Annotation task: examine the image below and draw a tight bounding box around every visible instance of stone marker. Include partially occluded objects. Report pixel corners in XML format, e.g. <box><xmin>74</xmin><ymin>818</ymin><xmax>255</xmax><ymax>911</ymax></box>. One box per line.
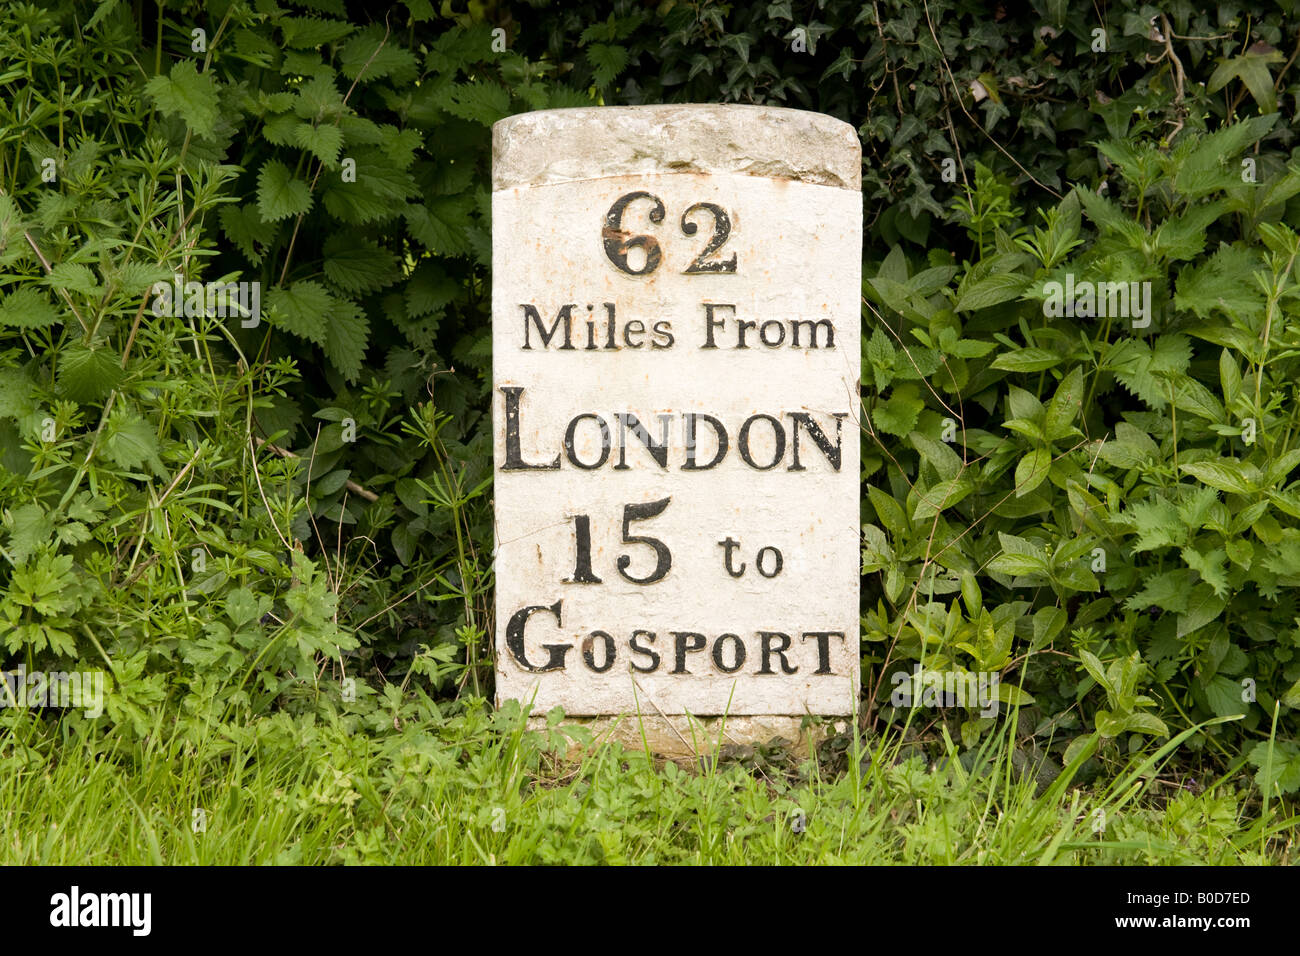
<box><xmin>492</xmin><ymin>105</ymin><xmax>861</xmax><ymax>754</ymax></box>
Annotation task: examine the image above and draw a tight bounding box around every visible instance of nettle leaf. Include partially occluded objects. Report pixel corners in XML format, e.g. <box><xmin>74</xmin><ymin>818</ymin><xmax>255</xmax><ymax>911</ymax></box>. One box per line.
<box><xmin>322</xmin><ymin>299</ymin><xmax>369</xmax><ymax>383</ymax></box>
<box><xmin>1124</xmin><ymin>569</ymin><xmax>1196</xmax><ymax>613</ymax></box>
<box><xmin>1125</xmin><ymin>495</ymin><xmax>1184</xmax><ymax>552</ymax></box>
<box><xmin>58</xmin><ymin>344</ymin><xmax>123</xmax><ymax>402</ymax></box>
<box><xmin>6</xmin><ymin>502</ymin><xmax>53</xmax><ymax>564</ymax></box>
<box><xmin>0</xmin><ymin>368</ymin><xmax>38</xmax><ymax>420</ymax></box>
<box><xmin>872</xmin><ymin>383</ymin><xmax>924</xmax><ymax>437</ymax></box>
<box><xmin>405</xmin><ymin>196</ymin><xmax>474</xmax><ymax>256</ymax></box>
<box><xmin>323</xmin><ymin>235</ymin><xmax>397</xmax><ymax>293</ymax></box>
<box><xmin>1182</xmin><ymin>544</ymin><xmax>1229</xmax><ymax>597</ymax></box>
<box><xmin>294</xmin><ymin>74</ymin><xmax>347</xmax><ymax>121</ymax></box>
<box><xmin>292</xmin><ymin>122</ymin><xmax>344</xmax><ymax>167</ymax></box>
<box><xmin>144</xmin><ymin>60</ymin><xmax>220</xmax><ymax>138</ymax></box>
<box><xmin>44</xmin><ymin>262</ymin><xmax>100</xmax><ymax>296</ymax></box>
<box><xmin>280</xmin><ymin>16</ymin><xmax>355</xmax><ymax>48</ymax></box>
<box><xmin>103</xmin><ymin>411</ymin><xmax>159</xmax><ymax>471</ymax></box>
<box><xmin>1175</xmin><ymin>245</ymin><xmax>1266</xmax><ymax>320</ymax></box>
<box><xmin>257</xmin><ymin>160</ymin><xmax>313</xmax><ymax>221</ymax></box>
<box><xmin>404</xmin><ymin>261</ymin><xmax>458</xmax><ymax>316</ymax></box>
<box><xmin>219</xmin><ymin>204</ymin><xmax>269</xmax><ymax>265</ymax></box>
<box><xmin>587</xmin><ymin>43</ymin><xmax>629</xmax><ymax>86</ymax></box>
<box><xmin>0</xmin><ymin>287</ymin><xmax>59</xmax><ymax>329</ymax></box>
<box><xmin>1248</xmin><ymin>741</ymin><xmax>1300</xmax><ymax>794</ymax></box>
<box><xmin>441</xmin><ymin>82</ymin><xmax>512</xmax><ymax>126</ymax></box>
<box><xmin>338</xmin><ymin>27</ymin><xmax>418</xmax><ymax>83</ymax></box>
<box><xmin>266</xmin><ymin>281</ymin><xmax>331</xmax><ymax>344</ymax></box>
<box><xmin>1175</xmin><ymin>114</ymin><xmax>1277</xmax><ymax>197</ymax></box>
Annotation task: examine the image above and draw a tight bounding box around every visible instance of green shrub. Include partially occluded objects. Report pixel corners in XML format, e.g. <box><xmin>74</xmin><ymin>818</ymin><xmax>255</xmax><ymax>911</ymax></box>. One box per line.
<box><xmin>0</xmin><ymin>0</ymin><xmax>1298</xmax><ymax>798</ymax></box>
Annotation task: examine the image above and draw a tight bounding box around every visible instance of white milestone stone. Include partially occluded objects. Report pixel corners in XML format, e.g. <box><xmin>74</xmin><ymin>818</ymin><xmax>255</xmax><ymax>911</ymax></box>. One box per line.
<box><xmin>492</xmin><ymin>105</ymin><xmax>862</xmax><ymax>727</ymax></box>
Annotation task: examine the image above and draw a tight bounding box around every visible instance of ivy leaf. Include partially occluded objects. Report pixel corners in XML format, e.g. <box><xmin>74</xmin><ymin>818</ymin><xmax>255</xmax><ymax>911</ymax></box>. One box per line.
<box><xmin>143</xmin><ymin>60</ymin><xmax>220</xmax><ymax>138</ymax></box>
<box><xmin>257</xmin><ymin>160</ymin><xmax>313</xmax><ymax>222</ymax></box>
<box><xmin>1208</xmin><ymin>45</ymin><xmax>1284</xmax><ymax>115</ymax></box>
<box><xmin>0</xmin><ymin>287</ymin><xmax>59</xmax><ymax>329</ymax></box>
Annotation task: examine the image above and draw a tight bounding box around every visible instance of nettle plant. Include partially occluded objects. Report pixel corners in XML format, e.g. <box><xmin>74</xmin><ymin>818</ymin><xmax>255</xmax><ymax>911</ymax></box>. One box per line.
<box><xmin>863</xmin><ymin>110</ymin><xmax>1300</xmax><ymax>782</ymax></box>
<box><xmin>0</xmin><ymin>1</ymin><xmax>374</xmax><ymax>736</ymax></box>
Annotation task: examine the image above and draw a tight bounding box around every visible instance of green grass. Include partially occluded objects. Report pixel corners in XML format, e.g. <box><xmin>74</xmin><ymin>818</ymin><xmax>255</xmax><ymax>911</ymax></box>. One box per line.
<box><xmin>1</xmin><ymin>701</ymin><xmax>1293</xmax><ymax>865</ymax></box>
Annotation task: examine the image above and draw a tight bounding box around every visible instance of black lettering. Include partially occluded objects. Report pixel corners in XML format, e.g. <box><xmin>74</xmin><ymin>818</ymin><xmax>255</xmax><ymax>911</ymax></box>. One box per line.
<box><xmin>682</xmin><ymin>413</ymin><xmax>728</xmax><ymax>470</ymax></box>
<box><xmin>521</xmin><ymin>303</ymin><xmax>575</xmax><ymax>350</ymax></box>
<box><xmin>671</xmin><ymin>632</ymin><xmax>707</xmax><ymax>674</ymax></box>
<box><xmin>712</xmin><ymin>634</ymin><xmax>747</xmax><ymax>673</ymax></box>
<box><xmin>738</xmin><ymin>414</ymin><xmax>785</xmax><ymax>470</ymax></box>
<box><xmin>651</xmin><ymin>320</ymin><xmax>674</xmax><ymax>348</ymax></box>
<box><xmin>702</xmin><ymin>303</ymin><xmax>734</xmax><ymax>349</ymax></box>
<box><xmin>604</xmin><ymin>303</ymin><xmax>618</xmax><ymax>349</ymax></box>
<box><xmin>615</xmin><ymin>413</ymin><xmax>672</xmax><ymax>470</ymax></box>
<box><xmin>801</xmin><ymin>631</ymin><xmax>843</xmax><ymax>675</ymax></box>
<box><xmin>500</xmin><ymin>386</ymin><xmax>560</xmax><ymax>471</ymax></box>
<box><xmin>718</xmin><ymin>536</ymin><xmax>745</xmax><ymax>577</ymax></box>
<box><xmin>564</xmin><ymin>414</ymin><xmax>611</xmax><ymax>469</ymax></box>
<box><xmin>756</xmin><ymin>546</ymin><xmax>783</xmax><ymax>578</ymax></box>
<box><xmin>759</xmin><ymin>319</ymin><xmax>785</xmax><ymax>347</ymax></box>
<box><xmin>505</xmin><ymin>600</ymin><xmax>570</xmax><ymax>673</ymax></box>
<box><xmin>629</xmin><ymin>630</ymin><xmax>660</xmax><ymax>672</ymax></box>
<box><xmin>788</xmin><ymin>412</ymin><xmax>845</xmax><ymax>471</ymax></box>
<box><xmin>790</xmin><ymin>318</ymin><xmax>835</xmax><ymax>349</ymax></box>
<box><xmin>758</xmin><ymin>631</ymin><xmax>797</xmax><ymax>675</ymax></box>
<box><xmin>582</xmin><ymin>630</ymin><xmax>616</xmax><ymax>673</ymax></box>
<box><xmin>623</xmin><ymin>319</ymin><xmax>646</xmax><ymax>348</ymax></box>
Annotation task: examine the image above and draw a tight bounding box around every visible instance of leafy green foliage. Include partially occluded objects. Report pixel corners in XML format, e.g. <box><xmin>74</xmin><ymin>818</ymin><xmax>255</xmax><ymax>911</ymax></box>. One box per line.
<box><xmin>0</xmin><ymin>0</ymin><xmax>1298</xmax><ymax>824</ymax></box>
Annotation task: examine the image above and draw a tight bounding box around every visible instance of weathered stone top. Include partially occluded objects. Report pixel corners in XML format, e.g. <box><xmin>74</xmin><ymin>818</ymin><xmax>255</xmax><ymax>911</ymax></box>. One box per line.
<box><xmin>492</xmin><ymin>105</ymin><xmax>861</xmax><ymax>192</ymax></box>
